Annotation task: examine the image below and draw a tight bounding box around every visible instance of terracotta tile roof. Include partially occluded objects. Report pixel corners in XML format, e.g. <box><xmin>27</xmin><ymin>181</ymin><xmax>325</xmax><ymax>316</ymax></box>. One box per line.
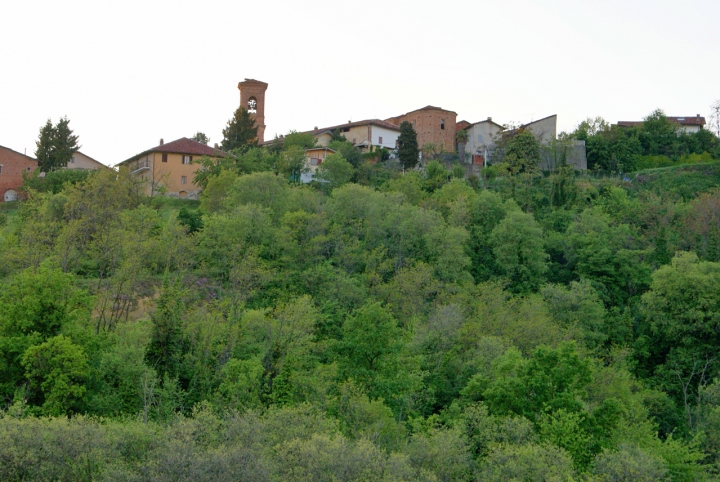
<box><xmin>120</xmin><ymin>137</ymin><xmax>225</xmax><ymax>164</ymax></box>
<box><xmin>618</xmin><ymin>116</ymin><xmax>706</xmax><ymax>128</ymax></box>
<box><xmin>393</xmin><ymin>105</ymin><xmax>459</xmax><ymax>117</ymax></box>
<box><xmin>305</xmin><ymin>119</ymin><xmax>401</xmax><ymax>136</ymax></box>
<box><xmin>668</xmin><ymin>116</ymin><xmax>706</xmax><ymax>126</ymax></box>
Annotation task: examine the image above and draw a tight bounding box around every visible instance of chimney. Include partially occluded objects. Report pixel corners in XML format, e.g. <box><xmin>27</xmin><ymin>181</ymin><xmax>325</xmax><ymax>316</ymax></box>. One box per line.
<box><xmin>314</xmin><ymin>126</ymin><xmax>318</xmax><ymax>130</ymax></box>
<box><xmin>697</xmin><ymin>114</ymin><xmax>700</xmax><ymax>118</ymax></box>
<box><xmin>487</xmin><ymin>117</ymin><xmax>492</xmax><ymax>121</ymax></box>
<box><xmin>159</xmin><ymin>139</ymin><xmax>164</xmax><ymax>145</ymax></box>
<box><xmin>214</xmin><ymin>143</ymin><xmax>219</xmax><ymax>149</ymax></box>
<box><xmin>348</xmin><ymin>120</ymin><xmax>351</xmax><ymax>124</ymax></box>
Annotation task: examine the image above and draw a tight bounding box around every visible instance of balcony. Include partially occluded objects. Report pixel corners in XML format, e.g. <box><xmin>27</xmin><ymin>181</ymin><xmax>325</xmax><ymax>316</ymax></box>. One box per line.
<box><xmin>130</xmin><ymin>159</ymin><xmax>150</xmax><ymax>174</ymax></box>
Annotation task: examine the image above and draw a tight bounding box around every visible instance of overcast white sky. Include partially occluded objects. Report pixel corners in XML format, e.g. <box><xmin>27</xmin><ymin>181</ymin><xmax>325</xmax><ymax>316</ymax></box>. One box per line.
<box><xmin>1</xmin><ymin>0</ymin><xmax>718</xmax><ymax>165</ymax></box>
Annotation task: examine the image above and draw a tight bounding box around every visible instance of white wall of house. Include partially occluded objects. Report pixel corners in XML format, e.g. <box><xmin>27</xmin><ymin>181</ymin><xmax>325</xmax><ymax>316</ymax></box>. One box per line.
<box><xmin>371</xmin><ymin>126</ymin><xmax>400</xmax><ymax>149</ymax></box>
<box><xmin>465</xmin><ymin>121</ymin><xmax>504</xmax><ymax>162</ymax></box>
<box><xmin>523</xmin><ymin>115</ymin><xmax>557</xmax><ymax>144</ymax></box>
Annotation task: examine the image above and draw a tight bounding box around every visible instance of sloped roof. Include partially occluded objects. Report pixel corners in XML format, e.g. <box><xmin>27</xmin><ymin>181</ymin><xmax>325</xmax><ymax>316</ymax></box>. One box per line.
<box><xmin>305</xmin><ymin>119</ymin><xmax>401</xmax><ymax>136</ymax></box>
<box><xmin>393</xmin><ymin>105</ymin><xmax>459</xmax><ymax>117</ymax></box>
<box><xmin>617</xmin><ymin>116</ymin><xmax>706</xmax><ymax>128</ymax></box>
<box><xmin>120</xmin><ymin>137</ymin><xmax>226</xmax><ymax>164</ymax></box>
<box><xmin>0</xmin><ymin>144</ymin><xmax>38</xmax><ymax>163</ymax></box>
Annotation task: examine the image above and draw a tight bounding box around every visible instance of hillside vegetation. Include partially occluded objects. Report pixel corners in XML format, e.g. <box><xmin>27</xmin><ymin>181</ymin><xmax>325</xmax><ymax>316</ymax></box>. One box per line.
<box><xmin>1</xmin><ymin>152</ymin><xmax>720</xmax><ymax>480</ymax></box>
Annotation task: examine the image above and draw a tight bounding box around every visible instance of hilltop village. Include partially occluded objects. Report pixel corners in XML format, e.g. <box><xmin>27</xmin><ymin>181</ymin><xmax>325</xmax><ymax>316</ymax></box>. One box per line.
<box><xmin>2</xmin><ymin>78</ymin><xmax>710</xmax><ymax>203</ymax></box>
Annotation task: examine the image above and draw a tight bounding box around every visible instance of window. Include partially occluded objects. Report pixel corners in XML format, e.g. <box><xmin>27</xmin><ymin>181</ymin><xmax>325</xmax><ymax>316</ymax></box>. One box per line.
<box><xmin>342</xmin><ymin>127</ymin><xmax>350</xmax><ymax>133</ymax></box>
<box><xmin>310</xmin><ymin>158</ymin><xmax>319</xmax><ymax>166</ymax></box>
<box><xmin>70</xmin><ymin>156</ymin><xmax>75</xmax><ymax>164</ymax></box>
<box><xmin>162</xmin><ymin>153</ymin><xmax>168</xmax><ymax>162</ymax></box>
<box><xmin>0</xmin><ymin>165</ymin><xmax>3</xmax><ymax>175</ymax></box>
<box><xmin>182</xmin><ymin>155</ymin><xmax>192</xmax><ymax>164</ymax></box>
<box><xmin>440</xmin><ymin>119</ymin><xmax>445</xmax><ymax>130</ymax></box>
<box><xmin>379</xmin><ymin>136</ymin><xmax>383</xmax><ymax>144</ymax></box>
<box><xmin>181</xmin><ymin>176</ymin><xmax>187</xmax><ymax>184</ymax></box>
<box><xmin>248</xmin><ymin>96</ymin><xmax>258</xmax><ymax>113</ymax></box>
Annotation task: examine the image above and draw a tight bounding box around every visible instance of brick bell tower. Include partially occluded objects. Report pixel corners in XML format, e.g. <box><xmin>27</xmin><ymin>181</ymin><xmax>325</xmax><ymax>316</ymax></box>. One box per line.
<box><xmin>238</xmin><ymin>78</ymin><xmax>268</xmax><ymax>143</ymax></box>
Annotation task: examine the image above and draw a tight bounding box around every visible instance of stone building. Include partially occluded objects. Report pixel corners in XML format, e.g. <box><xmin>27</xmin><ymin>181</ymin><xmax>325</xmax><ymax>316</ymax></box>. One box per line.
<box><xmin>238</xmin><ymin>79</ymin><xmax>268</xmax><ymax>143</ymax></box>
<box><xmin>118</xmin><ymin>137</ymin><xmax>225</xmax><ymax>199</ymax></box>
<box><xmin>385</xmin><ymin>106</ymin><xmax>458</xmax><ymax>154</ymax></box>
<box><xmin>0</xmin><ymin>145</ymin><xmax>37</xmax><ymax>202</ymax></box>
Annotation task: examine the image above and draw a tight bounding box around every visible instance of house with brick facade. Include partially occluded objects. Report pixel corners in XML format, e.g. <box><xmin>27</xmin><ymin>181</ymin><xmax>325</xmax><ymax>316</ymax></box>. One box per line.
<box><xmin>385</xmin><ymin>106</ymin><xmax>458</xmax><ymax>155</ymax></box>
<box><xmin>0</xmin><ymin>145</ymin><xmax>38</xmax><ymax>202</ymax></box>
<box><xmin>118</xmin><ymin>137</ymin><xmax>225</xmax><ymax>199</ymax></box>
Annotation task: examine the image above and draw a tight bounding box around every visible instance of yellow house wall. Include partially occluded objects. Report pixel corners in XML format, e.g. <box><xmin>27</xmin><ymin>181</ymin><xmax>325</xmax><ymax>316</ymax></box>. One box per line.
<box><xmin>152</xmin><ymin>152</ymin><xmax>203</xmax><ymax>198</ymax></box>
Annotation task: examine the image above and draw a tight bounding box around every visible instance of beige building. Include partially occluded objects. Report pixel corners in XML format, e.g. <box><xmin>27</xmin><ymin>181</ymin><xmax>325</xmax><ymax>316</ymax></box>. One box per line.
<box><xmin>303</xmin><ymin>119</ymin><xmax>401</xmax><ymax>153</ymax></box>
<box><xmin>300</xmin><ymin>147</ymin><xmax>336</xmax><ymax>183</ymax></box>
<box><xmin>68</xmin><ymin>151</ymin><xmax>106</xmax><ymax>170</ymax></box>
<box><xmin>118</xmin><ymin>137</ymin><xmax>225</xmax><ymax>199</ymax></box>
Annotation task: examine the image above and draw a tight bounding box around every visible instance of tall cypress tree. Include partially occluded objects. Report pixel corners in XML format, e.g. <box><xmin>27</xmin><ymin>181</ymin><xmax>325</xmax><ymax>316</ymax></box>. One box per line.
<box><xmin>397</xmin><ymin>121</ymin><xmax>419</xmax><ymax>170</ymax></box>
<box><xmin>221</xmin><ymin>107</ymin><xmax>258</xmax><ymax>151</ymax></box>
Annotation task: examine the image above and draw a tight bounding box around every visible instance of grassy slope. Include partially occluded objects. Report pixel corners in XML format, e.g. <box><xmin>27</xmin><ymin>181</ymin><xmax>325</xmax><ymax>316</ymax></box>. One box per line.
<box><xmin>630</xmin><ymin>162</ymin><xmax>720</xmax><ymax>200</ymax></box>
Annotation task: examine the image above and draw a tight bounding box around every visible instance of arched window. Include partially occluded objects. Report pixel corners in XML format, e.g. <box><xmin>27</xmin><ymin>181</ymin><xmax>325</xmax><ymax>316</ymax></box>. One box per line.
<box><xmin>248</xmin><ymin>96</ymin><xmax>258</xmax><ymax>114</ymax></box>
<box><xmin>4</xmin><ymin>189</ymin><xmax>18</xmax><ymax>202</ymax></box>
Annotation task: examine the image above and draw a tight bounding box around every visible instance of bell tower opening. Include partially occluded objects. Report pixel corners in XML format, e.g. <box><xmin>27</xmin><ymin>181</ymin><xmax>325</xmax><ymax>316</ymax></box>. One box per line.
<box><xmin>238</xmin><ymin>79</ymin><xmax>268</xmax><ymax>143</ymax></box>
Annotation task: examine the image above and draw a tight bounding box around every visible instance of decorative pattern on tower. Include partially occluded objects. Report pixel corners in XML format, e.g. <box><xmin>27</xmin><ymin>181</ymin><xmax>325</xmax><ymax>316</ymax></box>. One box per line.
<box><xmin>238</xmin><ymin>79</ymin><xmax>268</xmax><ymax>144</ymax></box>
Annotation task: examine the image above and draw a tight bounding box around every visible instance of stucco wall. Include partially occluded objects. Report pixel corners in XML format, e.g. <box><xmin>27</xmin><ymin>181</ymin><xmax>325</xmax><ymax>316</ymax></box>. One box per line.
<box><xmin>68</xmin><ymin>152</ymin><xmax>105</xmax><ymax>170</ymax></box>
<box><xmin>152</xmin><ymin>152</ymin><xmax>203</xmax><ymax>198</ymax></box>
<box><xmin>371</xmin><ymin>126</ymin><xmax>400</xmax><ymax>149</ymax></box>
<box><xmin>523</xmin><ymin>115</ymin><xmax>557</xmax><ymax>144</ymax></box>
<box><xmin>464</xmin><ymin>121</ymin><xmax>505</xmax><ymax>164</ymax></box>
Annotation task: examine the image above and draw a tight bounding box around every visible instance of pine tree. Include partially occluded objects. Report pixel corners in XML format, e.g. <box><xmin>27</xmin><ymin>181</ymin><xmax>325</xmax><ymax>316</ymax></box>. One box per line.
<box><xmin>221</xmin><ymin>107</ymin><xmax>258</xmax><ymax>151</ymax></box>
<box><xmin>34</xmin><ymin>117</ymin><xmax>80</xmax><ymax>172</ymax></box>
<box><xmin>53</xmin><ymin>117</ymin><xmax>80</xmax><ymax>169</ymax></box>
<box><xmin>35</xmin><ymin>119</ymin><xmax>55</xmax><ymax>172</ymax></box>
<box><xmin>145</xmin><ymin>278</ymin><xmax>187</xmax><ymax>383</ymax></box>
<box><xmin>397</xmin><ymin>121</ymin><xmax>419</xmax><ymax>170</ymax></box>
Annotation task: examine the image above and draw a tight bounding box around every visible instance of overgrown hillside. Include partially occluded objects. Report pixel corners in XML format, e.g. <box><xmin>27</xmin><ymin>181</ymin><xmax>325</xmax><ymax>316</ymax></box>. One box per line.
<box><xmin>1</xmin><ymin>153</ymin><xmax>720</xmax><ymax>480</ymax></box>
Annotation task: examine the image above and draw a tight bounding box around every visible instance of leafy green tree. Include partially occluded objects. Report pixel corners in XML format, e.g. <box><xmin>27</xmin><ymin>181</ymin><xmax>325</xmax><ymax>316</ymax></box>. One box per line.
<box><xmin>278</xmin><ymin>145</ymin><xmax>309</xmax><ymax>182</ymax></box>
<box><xmin>336</xmin><ymin>302</ymin><xmax>405</xmax><ymax>401</ymax></box>
<box><xmin>22</xmin><ymin>335</ymin><xmax>89</xmax><ymax>415</ymax></box>
<box><xmin>328</xmin><ymin>139</ymin><xmax>363</xmax><ymax>168</ymax></box>
<box><xmin>640</xmin><ymin>252</ymin><xmax>720</xmax><ymax>427</ymax></box>
<box><xmin>282</xmin><ymin>130</ymin><xmax>317</xmax><ymax>150</ymax></box>
<box><xmin>490</xmin><ymin>210</ymin><xmax>548</xmax><ymax>293</ymax></box>
<box><xmin>0</xmin><ymin>264</ymin><xmax>92</xmax><ymax>402</ymax></box>
<box><xmin>191</xmin><ymin>132</ymin><xmax>210</xmax><ymax>144</ymax></box>
<box><xmin>316</xmin><ymin>153</ymin><xmax>354</xmax><ymax>189</ymax></box>
<box><xmin>503</xmin><ymin>130</ymin><xmax>542</xmax><ymax>175</ymax></box>
<box><xmin>397</xmin><ymin>121</ymin><xmax>419</xmax><ymax>170</ymax></box>
<box><xmin>640</xmin><ymin>109</ymin><xmax>680</xmax><ymax>157</ymax></box>
<box><xmin>221</xmin><ymin>107</ymin><xmax>258</xmax><ymax>151</ymax></box>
